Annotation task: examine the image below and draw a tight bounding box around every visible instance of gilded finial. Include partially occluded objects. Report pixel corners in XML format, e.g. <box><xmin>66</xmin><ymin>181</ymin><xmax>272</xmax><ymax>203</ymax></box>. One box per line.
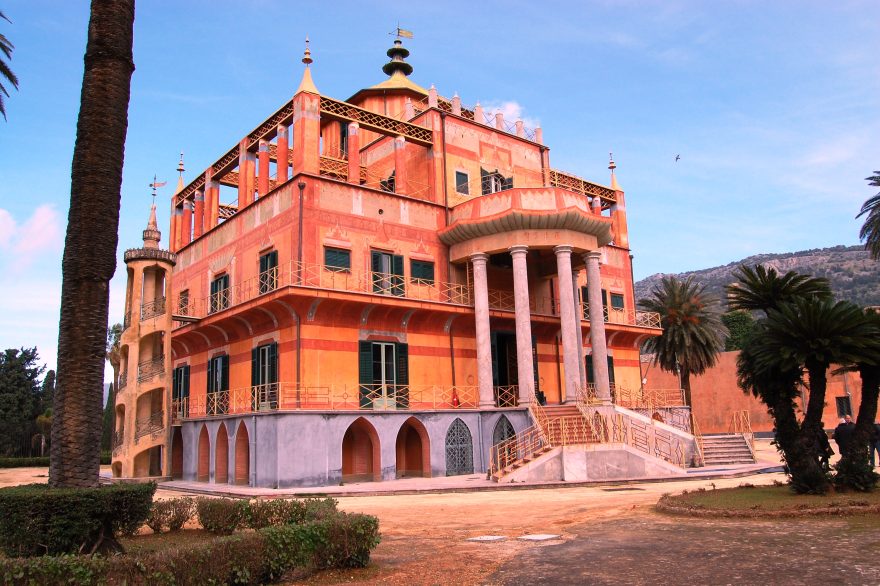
<box><xmin>608</xmin><ymin>152</ymin><xmax>616</xmax><ymax>172</ymax></box>
<box><xmin>177</xmin><ymin>151</ymin><xmax>185</xmax><ymax>174</ymax></box>
<box><xmin>609</xmin><ymin>152</ymin><xmax>620</xmax><ymax>190</ymax></box>
<box><xmin>302</xmin><ymin>36</ymin><xmax>313</xmax><ymax>66</ymax></box>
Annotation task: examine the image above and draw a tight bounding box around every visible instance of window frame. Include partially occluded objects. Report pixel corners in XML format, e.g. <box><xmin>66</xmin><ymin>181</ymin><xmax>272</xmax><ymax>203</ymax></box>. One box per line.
<box><xmin>324</xmin><ymin>247</ymin><xmax>352</xmax><ymax>273</ymax></box>
<box><xmin>410</xmin><ymin>259</ymin><xmax>435</xmax><ymax>284</ymax></box>
<box><xmin>209</xmin><ymin>274</ymin><xmax>230</xmax><ymax>314</ymax></box>
<box><xmin>455</xmin><ymin>171</ymin><xmax>469</xmax><ymax>195</ymax></box>
<box><xmin>258</xmin><ymin>250</ymin><xmax>278</xmax><ymax>294</ymax></box>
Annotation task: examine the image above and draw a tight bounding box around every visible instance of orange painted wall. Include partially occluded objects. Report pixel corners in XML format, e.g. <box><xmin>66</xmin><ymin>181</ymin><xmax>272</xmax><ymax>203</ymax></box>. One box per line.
<box><xmin>643</xmin><ymin>351</ymin><xmax>865</xmax><ymax>434</ymax></box>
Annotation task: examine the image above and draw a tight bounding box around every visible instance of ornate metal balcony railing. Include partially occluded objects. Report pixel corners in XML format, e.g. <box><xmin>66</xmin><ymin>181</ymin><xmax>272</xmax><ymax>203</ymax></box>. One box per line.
<box><xmin>111</xmin><ymin>429</ymin><xmax>124</xmax><ymax>452</ymax></box>
<box><xmin>209</xmin><ymin>287</ymin><xmax>230</xmax><ymax>314</ymax></box>
<box><xmin>117</xmin><ymin>370</ymin><xmax>128</xmax><ymax>391</ymax></box>
<box><xmin>140</xmin><ymin>297</ymin><xmax>166</xmax><ymax>321</ymax></box>
<box><xmin>259</xmin><ymin>267</ymin><xmax>278</xmax><ymax>295</ymax></box>
<box><xmin>180</xmin><ymin>382</ymin><xmax>537</xmax><ymax>419</ymax></box>
<box><xmin>134</xmin><ymin>411</ymin><xmax>165</xmax><ymax>441</ymax></box>
<box><xmin>122</xmin><ymin>312</ymin><xmax>131</xmax><ymax>331</ymax></box>
<box><xmin>137</xmin><ymin>357</ymin><xmax>164</xmax><ymax>382</ymax></box>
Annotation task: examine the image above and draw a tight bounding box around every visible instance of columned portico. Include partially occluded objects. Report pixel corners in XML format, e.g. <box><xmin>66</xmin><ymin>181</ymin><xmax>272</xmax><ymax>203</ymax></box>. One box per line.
<box><xmin>470</xmin><ymin>253</ymin><xmax>495</xmax><ymax>407</ymax></box>
<box><xmin>554</xmin><ymin>245</ymin><xmax>581</xmax><ymax>401</ymax></box>
<box><xmin>573</xmin><ymin>268</ymin><xmax>586</xmax><ymax>390</ymax></box>
<box><xmin>584</xmin><ymin>251</ymin><xmax>611</xmax><ymax>402</ymax></box>
<box><xmin>509</xmin><ymin>245</ymin><xmax>534</xmax><ymax>405</ymax></box>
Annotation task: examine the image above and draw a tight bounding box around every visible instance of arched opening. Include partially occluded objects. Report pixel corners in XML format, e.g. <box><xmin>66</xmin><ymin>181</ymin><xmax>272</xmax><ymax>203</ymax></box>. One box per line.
<box><xmin>171</xmin><ymin>427</ymin><xmax>183</xmax><ymax>479</ymax></box>
<box><xmin>111</xmin><ymin>461</ymin><xmax>122</xmax><ymax>478</ymax></box>
<box><xmin>395</xmin><ymin>417</ymin><xmax>430</xmax><ymax>478</ymax></box>
<box><xmin>133</xmin><ymin>446</ymin><xmax>162</xmax><ymax>477</ymax></box>
<box><xmin>492</xmin><ymin>415</ymin><xmax>515</xmax><ymax>446</ymax></box>
<box><xmin>234</xmin><ymin>421</ymin><xmax>250</xmax><ymax>486</ymax></box>
<box><xmin>197</xmin><ymin>425</ymin><xmax>210</xmax><ymax>482</ymax></box>
<box><xmin>341</xmin><ymin>417</ymin><xmax>381</xmax><ymax>482</ymax></box>
<box><xmin>215</xmin><ymin>424</ymin><xmax>229</xmax><ymax>484</ymax></box>
<box><xmin>445</xmin><ymin>418</ymin><xmax>474</xmax><ymax>476</ymax></box>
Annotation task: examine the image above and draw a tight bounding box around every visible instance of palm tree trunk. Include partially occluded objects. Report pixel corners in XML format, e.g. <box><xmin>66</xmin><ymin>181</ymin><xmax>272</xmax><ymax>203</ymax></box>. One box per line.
<box><xmin>836</xmin><ymin>364</ymin><xmax>880</xmax><ymax>490</ymax></box>
<box><xmin>49</xmin><ymin>0</ymin><xmax>135</xmax><ymax>488</ymax></box>
<box><xmin>803</xmin><ymin>360</ymin><xmax>828</xmax><ymax>430</ymax></box>
<box><xmin>792</xmin><ymin>360</ymin><xmax>832</xmax><ymax>493</ymax></box>
<box><xmin>681</xmin><ymin>370</ymin><xmax>692</xmax><ymax>408</ymax></box>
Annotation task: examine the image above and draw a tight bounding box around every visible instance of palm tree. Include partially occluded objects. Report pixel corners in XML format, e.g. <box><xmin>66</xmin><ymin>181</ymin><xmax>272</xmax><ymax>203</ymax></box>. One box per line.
<box><xmin>50</xmin><ymin>0</ymin><xmax>135</xmax><ymax>488</ymax></box>
<box><xmin>858</xmin><ymin>171</ymin><xmax>880</xmax><ymax>260</ymax></box>
<box><xmin>727</xmin><ymin>264</ymin><xmax>832</xmax><ymax>313</ymax></box>
<box><xmin>638</xmin><ymin>275</ymin><xmax>727</xmax><ymax>408</ymax></box>
<box><xmin>0</xmin><ymin>10</ymin><xmax>19</xmax><ymax>120</ymax></box>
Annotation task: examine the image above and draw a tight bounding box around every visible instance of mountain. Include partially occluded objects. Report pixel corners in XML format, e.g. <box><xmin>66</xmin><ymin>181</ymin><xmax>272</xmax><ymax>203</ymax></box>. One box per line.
<box><xmin>635</xmin><ymin>245</ymin><xmax>880</xmax><ymax>308</ymax></box>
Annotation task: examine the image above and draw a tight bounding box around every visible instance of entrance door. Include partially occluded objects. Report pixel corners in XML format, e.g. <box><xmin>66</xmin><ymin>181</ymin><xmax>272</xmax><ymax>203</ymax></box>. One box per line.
<box><xmin>373</xmin><ymin>342</ymin><xmax>396</xmax><ymax>407</ymax></box>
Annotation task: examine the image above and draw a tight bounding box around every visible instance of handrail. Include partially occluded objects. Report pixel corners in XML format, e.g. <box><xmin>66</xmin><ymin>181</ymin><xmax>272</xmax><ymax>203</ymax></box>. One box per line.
<box><xmin>729</xmin><ymin>410</ymin><xmax>755</xmax><ymax>459</ymax></box>
<box><xmin>691</xmin><ymin>415</ymin><xmax>706</xmax><ymax>467</ymax></box>
<box><xmin>134</xmin><ymin>410</ymin><xmax>165</xmax><ymax>441</ymax></box>
<box><xmin>137</xmin><ymin>357</ymin><xmax>165</xmax><ymax>382</ymax></box>
<box><xmin>140</xmin><ymin>297</ymin><xmax>166</xmax><ymax>321</ymax></box>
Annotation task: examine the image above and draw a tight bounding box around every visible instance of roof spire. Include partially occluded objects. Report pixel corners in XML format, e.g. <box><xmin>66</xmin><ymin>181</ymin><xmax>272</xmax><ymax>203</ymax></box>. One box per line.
<box><xmin>383</xmin><ymin>36</ymin><xmax>413</xmax><ymax>78</ymax></box>
<box><xmin>296</xmin><ymin>36</ymin><xmax>319</xmax><ymax>94</ymax></box>
<box><xmin>609</xmin><ymin>152</ymin><xmax>620</xmax><ymax>190</ymax></box>
<box><xmin>175</xmin><ymin>152</ymin><xmax>185</xmax><ymax>194</ymax></box>
<box><xmin>143</xmin><ymin>182</ymin><xmax>162</xmax><ymax>248</ymax></box>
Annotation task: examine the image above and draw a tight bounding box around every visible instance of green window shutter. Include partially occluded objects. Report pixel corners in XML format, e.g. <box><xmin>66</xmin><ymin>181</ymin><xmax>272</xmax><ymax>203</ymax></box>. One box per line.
<box><xmin>268</xmin><ymin>343</ymin><xmax>278</xmax><ymax>384</ymax></box>
<box><xmin>259</xmin><ymin>253</ymin><xmax>268</xmax><ymax>274</ymax></box>
<box><xmin>358</xmin><ymin>341</ymin><xmax>373</xmax><ymax>408</ymax></box>
<box><xmin>480</xmin><ymin>168</ymin><xmax>490</xmax><ymax>195</ymax></box>
<box><xmin>411</xmin><ymin>260</ymin><xmax>434</xmax><ymax>283</ymax></box>
<box><xmin>269</xmin><ymin>250</ymin><xmax>278</xmax><ymax>268</ymax></box>
<box><xmin>251</xmin><ymin>347</ymin><xmax>258</xmax><ymax>387</ymax></box>
<box><xmin>183</xmin><ymin>365</ymin><xmax>190</xmax><ymax>399</ymax></box>
<box><xmin>221</xmin><ymin>355</ymin><xmax>229</xmax><ymax>391</ymax></box>
<box><xmin>503</xmin><ymin>176</ymin><xmax>513</xmax><ymax>190</ymax></box>
<box><xmin>607</xmin><ymin>356</ymin><xmax>615</xmax><ymax>384</ymax></box>
<box><xmin>392</xmin><ymin>255</ymin><xmax>405</xmax><ymax>296</ymax></box>
<box><xmin>580</xmin><ymin>286</ymin><xmax>589</xmax><ymax>319</ymax></box>
<box><xmin>396</xmin><ymin>343</ymin><xmax>409</xmax><ymax>409</ymax></box>
<box><xmin>207</xmin><ymin>358</ymin><xmax>215</xmax><ymax>394</ymax></box>
<box><xmin>586</xmin><ymin>357</ymin><xmax>595</xmax><ymax>385</ymax></box>
<box><xmin>172</xmin><ymin>368</ymin><xmax>180</xmax><ymax>401</ymax></box>
<box><xmin>610</xmin><ymin>293</ymin><xmax>625</xmax><ymax>310</ymax></box>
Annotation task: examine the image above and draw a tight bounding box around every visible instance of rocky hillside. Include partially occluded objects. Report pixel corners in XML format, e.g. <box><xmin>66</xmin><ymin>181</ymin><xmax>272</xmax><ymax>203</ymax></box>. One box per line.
<box><xmin>635</xmin><ymin>245</ymin><xmax>880</xmax><ymax>308</ymax></box>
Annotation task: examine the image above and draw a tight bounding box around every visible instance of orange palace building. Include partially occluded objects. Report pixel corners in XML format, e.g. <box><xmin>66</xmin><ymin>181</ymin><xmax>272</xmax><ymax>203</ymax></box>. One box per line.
<box><xmin>112</xmin><ymin>40</ymin><xmax>703</xmax><ymax>488</ymax></box>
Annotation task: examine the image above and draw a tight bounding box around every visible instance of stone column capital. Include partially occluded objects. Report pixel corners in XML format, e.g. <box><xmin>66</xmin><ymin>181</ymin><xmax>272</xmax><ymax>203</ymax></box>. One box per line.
<box><xmin>584</xmin><ymin>250</ymin><xmax>602</xmax><ymax>263</ymax></box>
<box><xmin>470</xmin><ymin>252</ymin><xmax>489</xmax><ymax>264</ymax></box>
<box><xmin>508</xmin><ymin>244</ymin><xmax>529</xmax><ymax>257</ymax></box>
<box><xmin>554</xmin><ymin>244</ymin><xmax>573</xmax><ymax>256</ymax></box>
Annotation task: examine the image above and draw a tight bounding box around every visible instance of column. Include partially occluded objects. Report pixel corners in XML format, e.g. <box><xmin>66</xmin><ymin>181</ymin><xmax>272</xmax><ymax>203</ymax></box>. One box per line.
<box><xmin>393</xmin><ymin>135</ymin><xmax>407</xmax><ymax>194</ymax></box>
<box><xmin>237</xmin><ymin>138</ymin><xmax>249</xmax><ymax>206</ymax></box>
<box><xmin>292</xmin><ymin>90</ymin><xmax>320</xmax><ymax>175</ymax></box>
<box><xmin>257</xmin><ymin>139</ymin><xmax>270</xmax><ymax>197</ymax></box>
<box><xmin>347</xmin><ymin>123</ymin><xmax>360</xmax><ymax>184</ymax></box>
<box><xmin>193</xmin><ymin>190</ymin><xmax>204</xmax><ymax>239</ymax></box>
<box><xmin>276</xmin><ymin>125</ymin><xmax>289</xmax><ymax>184</ymax></box>
<box><xmin>245</xmin><ymin>151</ymin><xmax>256</xmax><ymax>205</ymax></box>
<box><xmin>180</xmin><ymin>202</ymin><xmax>192</xmax><ymax>246</ymax></box>
<box><xmin>471</xmin><ymin>253</ymin><xmax>494</xmax><ymax>408</ymax></box>
<box><xmin>554</xmin><ymin>245</ymin><xmax>580</xmax><ymax>401</ymax></box>
<box><xmin>584</xmin><ymin>251</ymin><xmax>611</xmax><ymax>402</ymax></box>
<box><xmin>573</xmin><ymin>268</ymin><xmax>586</xmax><ymax>389</ymax></box>
<box><xmin>169</xmin><ymin>201</ymin><xmax>179</xmax><ymax>252</ymax></box>
<box><xmin>204</xmin><ymin>168</ymin><xmax>218</xmax><ymax>231</ymax></box>
<box><xmin>510</xmin><ymin>245</ymin><xmax>534</xmax><ymax>405</ymax></box>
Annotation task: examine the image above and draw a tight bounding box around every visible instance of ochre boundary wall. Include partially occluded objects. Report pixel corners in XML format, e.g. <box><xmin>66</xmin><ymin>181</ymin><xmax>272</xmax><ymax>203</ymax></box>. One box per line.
<box><xmin>643</xmin><ymin>351</ymin><xmax>864</xmax><ymax>434</ymax></box>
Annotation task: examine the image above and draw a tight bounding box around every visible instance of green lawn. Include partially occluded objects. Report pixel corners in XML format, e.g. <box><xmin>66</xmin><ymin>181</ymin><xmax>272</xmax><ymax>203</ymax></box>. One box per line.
<box><xmin>663</xmin><ymin>484</ymin><xmax>880</xmax><ymax>512</ymax></box>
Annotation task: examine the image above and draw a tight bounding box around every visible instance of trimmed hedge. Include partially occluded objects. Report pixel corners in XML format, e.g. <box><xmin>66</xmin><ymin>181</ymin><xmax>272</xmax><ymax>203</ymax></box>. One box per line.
<box><xmin>0</xmin><ymin>512</ymin><xmax>381</xmax><ymax>585</ymax></box>
<box><xmin>0</xmin><ymin>454</ymin><xmax>111</xmax><ymax>468</ymax></box>
<box><xmin>0</xmin><ymin>483</ymin><xmax>156</xmax><ymax>556</ymax></box>
<box><xmin>146</xmin><ymin>498</ymin><xmax>194</xmax><ymax>533</ymax></box>
<box><xmin>245</xmin><ymin>497</ymin><xmax>338</xmax><ymax>529</ymax></box>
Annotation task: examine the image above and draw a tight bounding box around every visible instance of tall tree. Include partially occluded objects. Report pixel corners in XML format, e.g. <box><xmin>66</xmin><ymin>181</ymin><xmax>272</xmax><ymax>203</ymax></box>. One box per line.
<box><xmin>0</xmin><ymin>348</ymin><xmax>44</xmax><ymax>457</ymax></box>
<box><xmin>0</xmin><ymin>10</ymin><xmax>19</xmax><ymax>120</ymax></box>
<box><xmin>50</xmin><ymin>0</ymin><xmax>135</xmax><ymax>488</ymax></box>
<box><xmin>101</xmin><ymin>381</ymin><xmax>115</xmax><ymax>452</ymax></box>
<box><xmin>721</xmin><ymin>310</ymin><xmax>755</xmax><ymax>351</ymax></box>
<box><xmin>858</xmin><ymin>171</ymin><xmax>880</xmax><ymax>260</ymax></box>
<box><xmin>638</xmin><ymin>275</ymin><xmax>727</xmax><ymax>408</ymax></box>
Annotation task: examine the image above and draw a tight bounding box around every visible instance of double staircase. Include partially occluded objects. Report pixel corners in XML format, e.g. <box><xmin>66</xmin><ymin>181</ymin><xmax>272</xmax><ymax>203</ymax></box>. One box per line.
<box><xmin>699</xmin><ymin>434</ymin><xmax>756</xmax><ymax>466</ymax></box>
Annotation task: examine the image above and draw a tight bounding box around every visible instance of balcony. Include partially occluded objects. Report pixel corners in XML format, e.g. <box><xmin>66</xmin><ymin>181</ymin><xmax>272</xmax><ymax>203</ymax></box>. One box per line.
<box><xmin>134</xmin><ymin>411</ymin><xmax>165</xmax><ymax>441</ymax></box>
<box><xmin>117</xmin><ymin>370</ymin><xmax>127</xmax><ymax>391</ymax></box>
<box><xmin>174</xmin><ymin>259</ymin><xmax>660</xmax><ymax>329</ymax></box>
<box><xmin>140</xmin><ymin>297</ymin><xmax>166</xmax><ymax>321</ymax></box>
<box><xmin>111</xmin><ymin>429</ymin><xmax>124</xmax><ymax>453</ymax></box>
<box><xmin>177</xmin><ymin>382</ymin><xmax>525</xmax><ymax>420</ymax></box>
<box><xmin>137</xmin><ymin>357</ymin><xmax>164</xmax><ymax>382</ymax></box>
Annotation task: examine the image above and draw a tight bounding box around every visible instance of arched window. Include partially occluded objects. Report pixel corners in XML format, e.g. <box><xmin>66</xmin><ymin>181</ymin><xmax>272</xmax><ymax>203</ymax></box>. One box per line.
<box><xmin>492</xmin><ymin>415</ymin><xmax>515</xmax><ymax>446</ymax></box>
<box><xmin>445</xmin><ymin>418</ymin><xmax>474</xmax><ymax>476</ymax></box>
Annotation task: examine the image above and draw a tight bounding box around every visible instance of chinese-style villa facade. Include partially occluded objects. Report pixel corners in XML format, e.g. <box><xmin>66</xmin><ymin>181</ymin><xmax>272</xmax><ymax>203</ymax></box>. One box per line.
<box><xmin>112</xmin><ymin>40</ymin><xmax>713</xmax><ymax>488</ymax></box>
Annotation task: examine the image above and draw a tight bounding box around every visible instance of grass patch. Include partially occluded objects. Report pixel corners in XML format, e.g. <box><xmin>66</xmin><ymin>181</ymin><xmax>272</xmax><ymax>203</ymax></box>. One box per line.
<box><xmin>657</xmin><ymin>484</ymin><xmax>880</xmax><ymax>517</ymax></box>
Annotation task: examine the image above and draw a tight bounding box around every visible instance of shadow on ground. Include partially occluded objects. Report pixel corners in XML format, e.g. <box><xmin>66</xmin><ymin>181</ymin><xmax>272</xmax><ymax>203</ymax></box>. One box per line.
<box><xmin>487</xmin><ymin>512</ymin><xmax>880</xmax><ymax>585</ymax></box>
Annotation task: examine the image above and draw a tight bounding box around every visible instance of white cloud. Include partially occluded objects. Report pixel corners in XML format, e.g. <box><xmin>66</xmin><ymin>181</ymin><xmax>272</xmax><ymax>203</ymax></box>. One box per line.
<box><xmin>0</xmin><ymin>205</ymin><xmax>63</xmax><ymax>272</ymax></box>
<box><xmin>477</xmin><ymin>100</ymin><xmax>540</xmax><ymax>131</ymax></box>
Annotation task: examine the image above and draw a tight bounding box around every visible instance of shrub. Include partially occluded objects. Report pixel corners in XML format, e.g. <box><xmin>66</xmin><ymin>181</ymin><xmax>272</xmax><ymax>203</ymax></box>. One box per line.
<box><xmin>0</xmin><ymin>482</ymin><xmax>155</xmax><ymax>556</ymax></box>
<box><xmin>146</xmin><ymin>498</ymin><xmax>195</xmax><ymax>534</ymax></box>
<box><xmin>300</xmin><ymin>497</ymin><xmax>338</xmax><ymax>522</ymax></box>
<box><xmin>0</xmin><ymin>457</ymin><xmax>50</xmax><ymax>468</ymax></box>
<box><xmin>0</xmin><ymin>511</ymin><xmax>381</xmax><ymax>585</ymax></box>
<box><xmin>196</xmin><ymin>497</ymin><xmax>246</xmax><ymax>534</ymax></box>
<box><xmin>245</xmin><ymin>497</ymin><xmax>338</xmax><ymax>529</ymax></box>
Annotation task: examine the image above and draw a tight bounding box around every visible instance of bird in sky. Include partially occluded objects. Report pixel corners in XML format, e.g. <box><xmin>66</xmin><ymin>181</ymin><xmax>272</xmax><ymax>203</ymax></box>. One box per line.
<box><xmin>675</xmin><ymin>154</ymin><xmax>681</xmax><ymax>162</ymax></box>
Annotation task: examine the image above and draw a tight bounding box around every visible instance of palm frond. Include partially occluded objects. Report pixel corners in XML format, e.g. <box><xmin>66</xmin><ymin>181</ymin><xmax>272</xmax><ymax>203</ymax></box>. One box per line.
<box><xmin>727</xmin><ymin>264</ymin><xmax>832</xmax><ymax>313</ymax></box>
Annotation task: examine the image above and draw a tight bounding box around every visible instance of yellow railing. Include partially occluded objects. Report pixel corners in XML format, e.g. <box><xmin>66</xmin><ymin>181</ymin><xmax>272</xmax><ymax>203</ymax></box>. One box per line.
<box><xmin>489</xmin><ymin>424</ymin><xmax>547</xmax><ymax>478</ymax></box>
<box><xmin>611</xmin><ymin>384</ymin><xmax>686</xmax><ymax>410</ymax></box>
<box><xmin>691</xmin><ymin>416</ymin><xmax>705</xmax><ymax>467</ymax></box>
<box><xmin>729</xmin><ymin>410</ymin><xmax>755</xmax><ymax>458</ymax></box>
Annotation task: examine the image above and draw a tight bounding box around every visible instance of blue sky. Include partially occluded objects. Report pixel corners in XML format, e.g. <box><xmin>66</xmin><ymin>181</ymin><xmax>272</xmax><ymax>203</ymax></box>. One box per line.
<box><xmin>0</xmin><ymin>1</ymin><xmax>878</xmax><ymax>375</ymax></box>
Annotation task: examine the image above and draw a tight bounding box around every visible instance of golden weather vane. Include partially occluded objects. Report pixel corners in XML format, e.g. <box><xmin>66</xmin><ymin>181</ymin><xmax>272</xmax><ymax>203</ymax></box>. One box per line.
<box><xmin>390</xmin><ymin>23</ymin><xmax>413</xmax><ymax>39</ymax></box>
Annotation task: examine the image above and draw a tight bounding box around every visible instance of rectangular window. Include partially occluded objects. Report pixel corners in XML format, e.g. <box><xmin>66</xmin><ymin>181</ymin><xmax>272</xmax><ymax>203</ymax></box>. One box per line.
<box><xmin>172</xmin><ymin>365</ymin><xmax>190</xmax><ymax>417</ymax></box>
<box><xmin>371</xmin><ymin>250</ymin><xmax>405</xmax><ymax>296</ymax></box>
<box><xmin>324</xmin><ymin>247</ymin><xmax>351</xmax><ymax>272</ymax></box>
<box><xmin>410</xmin><ymin>260</ymin><xmax>435</xmax><ymax>284</ymax></box>
<box><xmin>177</xmin><ymin>290</ymin><xmax>190</xmax><ymax>316</ymax></box>
<box><xmin>835</xmin><ymin>396</ymin><xmax>853</xmax><ymax>418</ymax></box>
<box><xmin>206</xmin><ymin>354</ymin><xmax>229</xmax><ymax>415</ymax></box>
<box><xmin>339</xmin><ymin>121</ymin><xmax>349</xmax><ymax>157</ymax></box>
<box><xmin>455</xmin><ymin>171</ymin><xmax>469</xmax><ymax>195</ymax></box>
<box><xmin>610</xmin><ymin>293</ymin><xmax>625</xmax><ymax>311</ymax></box>
<box><xmin>358</xmin><ymin>341</ymin><xmax>409</xmax><ymax>409</ymax></box>
<box><xmin>259</xmin><ymin>250</ymin><xmax>278</xmax><ymax>294</ymax></box>
<box><xmin>480</xmin><ymin>168</ymin><xmax>513</xmax><ymax>195</ymax></box>
<box><xmin>209</xmin><ymin>274</ymin><xmax>230</xmax><ymax>314</ymax></box>
<box><xmin>252</xmin><ymin>342</ymin><xmax>278</xmax><ymax>409</ymax></box>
